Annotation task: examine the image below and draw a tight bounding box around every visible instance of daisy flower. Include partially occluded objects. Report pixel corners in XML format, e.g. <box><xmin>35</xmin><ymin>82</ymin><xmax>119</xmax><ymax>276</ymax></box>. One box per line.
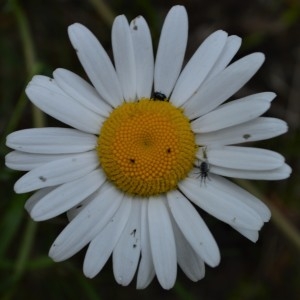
<box><xmin>5</xmin><ymin>5</ymin><xmax>291</xmax><ymax>289</ymax></box>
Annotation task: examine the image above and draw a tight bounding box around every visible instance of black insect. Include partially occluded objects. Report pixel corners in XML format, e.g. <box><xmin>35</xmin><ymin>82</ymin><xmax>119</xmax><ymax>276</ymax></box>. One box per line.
<box><xmin>198</xmin><ymin>161</ymin><xmax>210</xmax><ymax>184</ymax></box>
<box><xmin>153</xmin><ymin>91</ymin><xmax>167</xmax><ymax>101</ymax></box>
<box><xmin>196</xmin><ymin>147</ymin><xmax>210</xmax><ymax>185</ymax></box>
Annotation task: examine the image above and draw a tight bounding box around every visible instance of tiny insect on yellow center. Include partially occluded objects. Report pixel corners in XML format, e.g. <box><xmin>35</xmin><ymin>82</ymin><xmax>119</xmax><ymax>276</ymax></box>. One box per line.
<box><xmin>97</xmin><ymin>99</ymin><xmax>196</xmax><ymax>197</ymax></box>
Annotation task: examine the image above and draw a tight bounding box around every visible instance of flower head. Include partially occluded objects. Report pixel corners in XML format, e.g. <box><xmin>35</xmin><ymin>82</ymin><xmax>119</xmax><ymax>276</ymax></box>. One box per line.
<box><xmin>5</xmin><ymin>5</ymin><xmax>291</xmax><ymax>289</ymax></box>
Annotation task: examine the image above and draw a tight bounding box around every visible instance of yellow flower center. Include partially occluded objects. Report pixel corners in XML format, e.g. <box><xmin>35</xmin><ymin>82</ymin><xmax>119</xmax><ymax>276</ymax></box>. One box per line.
<box><xmin>97</xmin><ymin>99</ymin><xmax>196</xmax><ymax>197</ymax></box>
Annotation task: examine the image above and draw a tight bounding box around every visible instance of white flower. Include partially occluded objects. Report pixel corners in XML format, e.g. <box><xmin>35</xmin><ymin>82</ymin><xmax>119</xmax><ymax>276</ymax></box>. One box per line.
<box><xmin>5</xmin><ymin>5</ymin><xmax>291</xmax><ymax>289</ymax></box>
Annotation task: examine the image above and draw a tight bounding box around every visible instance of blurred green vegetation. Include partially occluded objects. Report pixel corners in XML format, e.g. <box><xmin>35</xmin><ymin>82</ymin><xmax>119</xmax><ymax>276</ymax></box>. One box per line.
<box><xmin>1</xmin><ymin>0</ymin><xmax>300</xmax><ymax>299</ymax></box>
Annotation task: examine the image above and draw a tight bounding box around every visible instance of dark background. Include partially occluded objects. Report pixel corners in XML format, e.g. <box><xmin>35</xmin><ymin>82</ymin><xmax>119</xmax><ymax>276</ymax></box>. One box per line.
<box><xmin>1</xmin><ymin>0</ymin><xmax>300</xmax><ymax>299</ymax></box>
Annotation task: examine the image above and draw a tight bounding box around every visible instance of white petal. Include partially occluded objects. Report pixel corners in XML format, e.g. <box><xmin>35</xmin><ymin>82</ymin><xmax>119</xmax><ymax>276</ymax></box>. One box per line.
<box><xmin>191</xmin><ymin>95</ymin><xmax>271</xmax><ymax>133</ymax></box>
<box><xmin>26</xmin><ymin>77</ymin><xmax>103</xmax><ymax>134</ymax></box>
<box><xmin>171</xmin><ymin>30</ymin><xmax>228</xmax><ymax>106</ymax></box>
<box><xmin>6</xmin><ymin>127</ymin><xmax>97</xmax><ymax>154</ymax></box>
<box><xmin>210</xmin><ymin>163</ymin><xmax>292</xmax><ymax>180</ymax></box>
<box><xmin>183</xmin><ymin>53</ymin><xmax>265</xmax><ymax>119</ymax></box>
<box><xmin>53</xmin><ymin>68</ymin><xmax>112</xmax><ymax>117</ymax></box>
<box><xmin>112</xmin><ymin>15</ymin><xmax>136</xmax><ymax>101</ymax></box>
<box><xmin>130</xmin><ymin>16</ymin><xmax>154</xmax><ymax>99</ymax></box>
<box><xmin>205</xmin><ymin>35</ymin><xmax>242</xmax><ymax>81</ymax></box>
<box><xmin>66</xmin><ymin>192</ymin><xmax>96</xmax><ymax>222</ymax></box>
<box><xmin>196</xmin><ymin>117</ymin><xmax>288</xmax><ymax>146</ymax></box>
<box><xmin>28</xmin><ymin>169</ymin><xmax>106</xmax><ymax>221</ymax></box>
<box><xmin>25</xmin><ymin>186</ymin><xmax>57</xmax><ymax>213</ymax></box>
<box><xmin>154</xmin><ymin>5</ymin><xmax>188</xmax><ymax>97</ymax></box>
<box><xmin>68</xmin><ymin>23</ymin><xmax>123</xmax><ymax>107</ymax></box>
<box><xmin>179</xmin><ymin>176</ymin><xmax>263</xmax><ymax>230</ymax></box>
<box><xmin>14</xmin><ymin>151</ymin><xmax>99</xmax><ymax>193</ymax></box>
<box><xmin>232</xmin><ymin>226</ymin><xmax>259</xmax><ymax>242</ymax></box>
<box><xmin>5</xmin><ymin>151</ymin><xmax>73</xmax><ymax>171</ymax></box>
<box><xmin>167</xmin><ymin>190</ymin><xmax>220</xmax><ymax>267</ymax></box>
<box><xmin>148</xmin><ymin>195</ymin><xmax>177</xmax><ymax>289</ymax></box>
<box><xmin>199</xmin><ymin>146</ymin><xmax>285</xmax><ymax>171</ymax></box>
<box><xmin>49</xmin><ymin>182</ymin><xmax>123</xmax><ymax>261</ymax></box>
<box><xmin>113</xmin><ymin>198</ymin><xmax>141</xmax><ymax>286</ymax></box>
<box><xmin>207</xmin><ymin>175</ymin><xmax>271</xmax><ymax>222</ymax></box>
<box><xmin>136</xmin><ymin>200</ymin><xmax>155</xmax><ymax>289</ymax></box>
<box><xmin>171</xmin><ymin>217</ymin><xmax>205</xmax><ymax>281</ymax></box>
<box><xmin>83</xmin><ymin>196</ymin><xmax>132</xmax><ymax>278</ymax></box>
<box><xmin>243</xmin><ymin>92</ymin><xmax>276</xmax><ymax>102</ymax></box>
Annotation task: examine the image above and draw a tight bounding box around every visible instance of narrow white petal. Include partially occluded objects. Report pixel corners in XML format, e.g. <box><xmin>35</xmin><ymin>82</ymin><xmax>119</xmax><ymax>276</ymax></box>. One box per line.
<box><xmin>154</xmin><ymin>5</ymin><xmax>188</xmax><ymax>97</ymax></box>
<box><xmin>171</xmin><ymin>30</ymin><xmax>228</xmax><ymax>106</ymax></box>
<box><xmin>68</xmin><ymin>23</ymin><xmax>123</xmax><ymax>106</ymax></box>
<box><xmin>183</xmin><ymin>53</ymin><xmax>265</xmax><ymax>119</ymax></box>
<box><xmin>148</xmin><ymin>195</ymin><xmax>177</xmax><ymax>289</ymax></box>
<box><xmin>196</xmin><ymin>117</ymin><xmax>288</xmax><ymax>146</ymax></box>
<box><xmin>205</xmin><ymin>35</ymin><xmax>242</xmax><ymax>81</ymax></box>
<box><xmin>136</xmin><ymin>200</ymin><xmax>155</xmax><ymax>289</ymax></box>
<box><xmin>207</xmin><ymin>175</ymin><xmax>271</xmax><ymax>222</ymax></box>
<box><xmin>25</xmin><ymin>78</ymin><xmax>104</xmax><ymax>134</ymax></box>
<box><xmin>26</xmin><ymin>77</ymin><xmax>104</xmax><ymax>134</ymax></box>
<box><xmin>25</xmin><ymin>186</ymin><xmax>57</xmax><ymax>213</ymax></box>
<box><xmin>179</xmin><ymin>176</ymin><xmax>263</xmax><ymax>230</ymax></box>
<box><xmin>6</xmin><ymin>128</ymin><xmax>97</xmax><ymax>154</ymax></box>
<box><xmin>239</xmin><ymin>91</ymin><xmax>277</xmax><ymax>102</ymax></box>
<box><xmin>29</xmin><ymin>169</ymin><xmax>106</xmax><ymax>221</ymax></box>
<box><xmin>171</xmin><ymin>217</ymin><xmax>205</xmax><ymax>281</ymax></box>
<box><xmin>112</xmin><ymin>15</ymin><xmax>136</xmax><ymax>101</ymax></box>
<box><xmin>83</xmin><ymin>196</ymin><xmax>132</xmax><ymax>278</ymax></box>
<box><xmin>192</xmin><ymin>95</ymin><xmax>271</xmax><ymax>133</ymax></box>
<box><xmin>232</xmin><ymin>226</ymin><xmax>259</xmax><ymax>242</ymax></box>
<box><xmin>14</xmin><ymin>151</ymin><xmax>99</xmax><ymax>193</ymax></box>
<box><xmin>5</xmin><ymin>151</ymin><xmax>71</xmax><ymax>171</ymax></box>
<box><xmin>53</xmin><ymin>68</ymin><xmax>112</xmax><ymax>117</ymax></box>
<box><xmin>210</xmin><ymin>163</ymin><xmax>292</xmax><ymax>180</ymax></box>
<box><xmin>113</xmin><ymin>198</ymin><xmax>141</xmax><ymax>286</ymax></box>
<box><xmin>199</xmin><ymin>146</ymin><xmax>285</xmax><ymax>171</ymax></box>
<box><xmin>66</xmin><ymin>192</ymin><xmax>96</xmax><ymax>222</ymax></box>
<box><xmin>167</xmin><ymin>190</ymin><xmax>220</xmax><ymax>267</ymax></box>
<box><xmin>49</xmin><ymin>182</ymin><xmax>123</xmax><ymax>261</ymax></box>
<box><xmin>130</xmin><ymin>16</ymin><xmax>154</xmax><ymax>99</ymax></box>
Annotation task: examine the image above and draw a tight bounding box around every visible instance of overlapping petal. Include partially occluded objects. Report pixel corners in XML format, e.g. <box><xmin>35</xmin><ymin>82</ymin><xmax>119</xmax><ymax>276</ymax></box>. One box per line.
<box><xmin>171</xmin><ymin>30</ymin><xmax>228</xmax><ymax>106</ymax></box>
<box><xmin>68</xmin><ymin>23</ymin><xmax>123</xmax><ymax>107</ymax></box>
<box><xmin>167</xmin><ymin>190</ymin><xmax>220</xmax><ymax>267</ymax></box>
<box><xmin>197</xmin><ymin>146</ymin><xmax>285</xmax><ymax>171</ymax></box>
<box><xmin>5</xmin><ymin>151</ymin><xmax>72</xmax><ymax>171</ymax></box>
<box><xmin>112</xmin><ymin>15</ymin><xmax>137</xmax><ymax>101</ymax></box>
<box><xmin>196</xmin><ymin>117</ymin><xmax>288</xmax><ymax>146</ymax></box>
<box><xmin>14</xmin><ymin>151</ymin><xmax>99</xmax><ymax>193</ymax></box>
<box><xmin>6</xmin><ymin>127</ymin><xmax>97</xmax><ymax>154</ymax></box>
<box><xmin>130</xmin><ymin>16</ymin><xmax>154</xmax><ymax>99</ymax></box>
<box><xmin>154</xmin><ymin>5</ymin><xmax>188</xmax><ymax>97</ymax></box>
<box><xmin>113</xmin><ymin>198</ymin><xmax>141</xmax><ymax>286</ymax></box>
<box><xmin>136</xmin><ymin>200</ymin><xmax>155</xmax><ymax>289</ymax></box>
<box><xmin>183</xmin><ymin>53</ymin><xmax>265</xmax><ymax>119</ymax></box>
<box><xmin>49</xmin><ymin>182</ymin><xmax>123</xmax><ymax>261</ymax></box>
<box><xmin>148</xmin><ymin>195</ymin><xmax>177</xmax><ymax>289</ymax></box>
<box><xmin>179</xmin><ymin>176</ymin><xmax>263</xmax><ymax>230</ymax></box>
<box><xmin>172</xmin><ymin>219</ymin><xmax>205</xmax><ymax>281</ymax></box>
<box><xmin>192</xmin><ymin>93</ymin><xmax>274</xmax><ymax>133</ymax></box>
<box><xmin>53</xmin><ymin>68</ymin><xmax>112</xmax><ymax>117</ymax></box>
<box><xmin>26</xmin><ymin>76</ymin><xmax>104</xmax><ymax>134</ymax></box>
<box><xmin>210</xmin><ymin>163</ymin><xmax>291</xmax><ymax>180</ymax></box>
<box><xmin>205</xmin><ymin>35</ymin><xmax>241</xmax><ymax>81</ymax></box>
<box><xmin>27</xmin><ymin>169</ymin><xmax>106</xmax><ymax>221</ymax></box>
<box><xmin>83</xmin><ymin>196</ymin><xmax>132</xmax><ymax>278</ymax></box>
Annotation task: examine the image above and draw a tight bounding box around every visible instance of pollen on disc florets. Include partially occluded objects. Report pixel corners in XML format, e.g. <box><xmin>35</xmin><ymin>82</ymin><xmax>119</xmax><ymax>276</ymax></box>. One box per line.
<box><xmin>97</xmin><ymin>98</ymin><xmax>196</xmax><ymax>197</ymax></box>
